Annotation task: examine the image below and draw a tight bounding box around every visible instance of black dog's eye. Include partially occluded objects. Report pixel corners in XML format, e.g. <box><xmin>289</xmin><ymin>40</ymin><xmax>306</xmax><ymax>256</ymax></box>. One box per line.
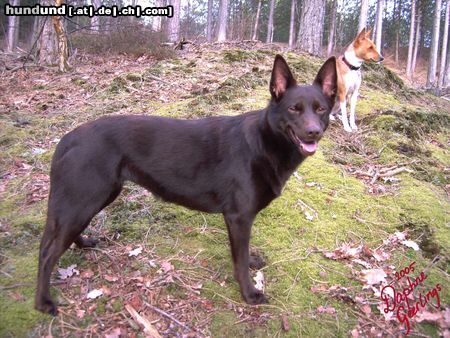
<box><xmin>316</xmin><ymin>107</ymin><xmax>327</xmax><ymax>115</ymax></box>
<box><xmin>288</xmin><ymin>106</ymin><xmax>298</xmax><ymax>114</ymax></box>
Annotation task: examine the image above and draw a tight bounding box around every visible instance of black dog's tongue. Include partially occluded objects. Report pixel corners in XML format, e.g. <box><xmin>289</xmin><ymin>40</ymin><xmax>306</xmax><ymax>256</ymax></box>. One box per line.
<box><xmin>301</xmin><ymin>140</ymin><xmax>318</xmax><ymax>155</ymax></box>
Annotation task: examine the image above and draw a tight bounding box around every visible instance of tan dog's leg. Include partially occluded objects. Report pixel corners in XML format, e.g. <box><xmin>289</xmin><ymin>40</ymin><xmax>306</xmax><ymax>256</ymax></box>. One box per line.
<box><xmin>340</xmin><ymin>100</ymin><xmax>352</xmax><ymax>132</ymax></box>
<box><xmin>349</xmin><ymin>91</ymin><xmax>358</xmax><ymax>130</ymax></box>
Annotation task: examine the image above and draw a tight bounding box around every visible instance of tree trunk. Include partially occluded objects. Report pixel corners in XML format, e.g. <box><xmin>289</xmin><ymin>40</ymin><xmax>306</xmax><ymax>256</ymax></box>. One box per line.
<box><xmin>288</xmin><ymin>0</ymin><xmax>296</xmax><ymax>48</ymax></box>
<box><xmin>406</xmin><ymin>0</ymin><xmax>416</xmax><ymax>78</ymax></box>
<box><xmin>327</xmin><ymin>0</ymin><xmax>337</xmax><ymax>56</ymax></box>
<box><xmin>358</xmin><ymin>0</ymin><xmax>369</xmax><ymax>33</ymax></box>
<box><xmin>445</xmin><ymin>39</ymin><xmax>450</xmax><ymax>87</ymax></box>
<box><xmin>206</xmin><ymin>0</ymin><xmax>213</xmax><ymax>41</ymax></box>
<box><xmin>167</xmin><ymin>0</ymin><xmax>181</xmax><ymax>42</ymax></box>
<box><xmin>217</xmin><ymin>0</ymin><xmax>228</xmax><ymax>41</ymax></box>
<box><xmin>438</xmin><ymin>0</ymin><xmax>449</xmax><ymax>88</ymax></box>
<box><xmin>375</xmin><ymin>0</ymin><xmax>384</xmax><ymax>51</ymax></box>
<box><xmin>252</xmin><ymin>0</ymin><xmax>262</xmax><ymax>40</ymax></box>
<box><xmin>91</xmin><ymin>0</ymin><xmax>102</xmax><ymax>32</ymax></box>
<box><xmin>39</xmin><ymin>0</ymin><xmax>57</xmax><ymax>65</ymax></box>
<box><xmin>266</xmin><ymin>0</ymin><xmax>275</xmax><ymax>43</ymax></box>
<box><xmin>394</xmin><ymin>0</ymin><xmax>403</xmax><ymax>64</ymax></box>
<box><xmin>52</xmin><ymin>0</ymin><xmax>71</xmax><ymax>72</ymax></box>
<box><xmin>152</xmin><ymin>0</ymin><xmax>163</xmax><ymax>32</ymax></box>
<box><xmin>29</xmin><ymin>15</ymin><xmax>40</xmax><ymax>49</ymax></box>
<box><xmin>296</xmin><ymin>0</ymin><xmax>326</xmax><ymax>56</ymax></box>
<box><xmin>7</xmin><ymin>0</ymin><xmax>20</xmax><ymax>52</ymax></box>
<box><xmin>411</xmin><ymin>8</ymin><xmax>421</xmax><ymax>77</ymax></box>
<box><xmin>426</xmin><ymin>0</ymin><xmax>442</xmax><ymax>88</ymax></box>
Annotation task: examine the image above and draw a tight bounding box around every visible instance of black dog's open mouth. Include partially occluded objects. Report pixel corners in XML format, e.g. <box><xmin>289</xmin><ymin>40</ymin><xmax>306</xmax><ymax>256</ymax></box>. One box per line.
<box><xmin>288</xmin><ymin>129</ymin><xmax>318</xmax><ymax>156</ymax></box>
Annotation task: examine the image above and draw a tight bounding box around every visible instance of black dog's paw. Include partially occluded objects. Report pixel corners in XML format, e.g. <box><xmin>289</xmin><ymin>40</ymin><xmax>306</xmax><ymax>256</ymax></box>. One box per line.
<box><xmin>35</xmin><ymin>298</ymin><xmax>58</xmax><ymax>316</ymax></box>
<box><xmin>75</xmin><ymin>236</ymin><xmax>99</xmax><ymax>248</ymax></box>
<box><xmin>249</xmin><ymin>254</ymin><xmax>266</xmax><ymax>270</ymax></box>
<box><xmin>243</xmin><ymin>289</ymin><xmax>269</xmax><ymax>305</ymax></box>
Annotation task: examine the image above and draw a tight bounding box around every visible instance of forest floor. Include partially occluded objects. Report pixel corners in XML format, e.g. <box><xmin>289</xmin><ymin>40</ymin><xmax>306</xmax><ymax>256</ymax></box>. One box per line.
<box><xmin>0</xmin><ymin>42</ymin><xmax>449</xmax><ymax>337</ymax></box>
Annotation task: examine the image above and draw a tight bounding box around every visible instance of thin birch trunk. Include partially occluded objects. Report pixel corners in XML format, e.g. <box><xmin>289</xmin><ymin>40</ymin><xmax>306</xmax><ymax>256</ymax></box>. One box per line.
<box><xmin>426</xmin><ymin>0</ymin><xmax>442</xmax><ymax>88</ymax></box>
<box><xmin>406</xmin><ymin>0</ymin><xmax>416</xmax><ymax>78</ymax></box>
<box><xmin>327</xmin><ymin>0</ymin><xmax>337</xmax><ymax>56</ymax></box>
<box><xmin>375</xmin><ymin>0</ymin><xmax>384</xmax><ymax>51</ymax></box>
<box><xmin>411</xmin><ymin>9</ymin><xmax>421</xmax><ymax>77</ymax></box>
<box><xmin>266</xmin><ymin>0</ymin><xmax>275</xmax><ymax>43</ymax></box>
<box><xmin>7</xmin><ymin>0</ymin><xmax>20</xmax><ymax>52</ymax></box>
<box><xmin>438</xmin><ymin>0</ymin><xmax>449</xmax><ymax>88</ymax></box>
<box><xmin>252</xmin><ymin>0</ymin><xmax>262</xmax><ymax>40</ymax></box>
<box><xmin>358</xmin><ymin>0</ymin><xmax>369</xmax><ymax>33</ymax></box>
<box><xmin>206</xmin><ymin>0</ymin><xmax>213</xmax><ymax>41</ymax></box>
<box><xmin>288</xmin><ymin>0</ymin><xmax>296</xmax><ymax>48</ymax></box>
<box><xmin>217</xmin><ymin>0</ymin><xmax>228</xmax><ymax>41</ymax></box>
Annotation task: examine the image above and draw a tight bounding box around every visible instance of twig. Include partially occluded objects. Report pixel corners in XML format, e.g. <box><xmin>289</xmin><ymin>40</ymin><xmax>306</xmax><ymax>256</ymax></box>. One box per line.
<box><xmin>144</xmin><ymin>301</ymin><xmax>190</xmax><ymax>331</ymax></box>
<box><xmin>378</xmin><ymin>167</ymin><xmax>413</xmax><ymax>177</ymax></box>
<box><xmin>125</xmin><ymin>304</ymin><xmax>162</xmax><ymax>338</ymax></box>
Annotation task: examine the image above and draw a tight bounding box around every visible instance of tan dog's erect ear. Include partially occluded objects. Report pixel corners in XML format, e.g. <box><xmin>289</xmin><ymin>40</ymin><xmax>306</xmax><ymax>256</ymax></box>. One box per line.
<box><xmin>313</xmin><ymin>56</ymin><xmax>337</xmax><ymax>105</ymax></box>
<box><xmin>270</xmin><ymin>55</ymin><xmax>297</xmax><ymax>101</ymax></box>
<box><xmin>365</xmin><ymin>27</ymin><xmax>372</xmax><ymax>37</ymax></box>
<box><xmin>357</xmin><ymin>27</ymin><xmax>367</xmax><ymax>40</ymax></box>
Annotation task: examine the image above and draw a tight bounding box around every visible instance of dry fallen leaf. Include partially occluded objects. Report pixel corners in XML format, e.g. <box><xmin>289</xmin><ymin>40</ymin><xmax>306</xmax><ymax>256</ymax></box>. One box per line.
<box><xmin>105</xmin><ymin>327</ymin><xmax>122</xmax><ymax>338</ymax></box>
<box><xmin>81</xmin><ymin>269</ymin><xmax>94</xmax><ymax>279</ymax></box>
<box><xmin>401</xmin><ymin>240</ymin><xmax>420</xmax><ymax>251</ymax></box>
<box><xmin>253</xmin><ymin>271</ymin><xmax>265</xmax><ymax>291</ymax></box>
<box><xmin>361</xmin><ymin>269</ymin><xmax>387</xmax><ymax>285</ymax></box>
<box><xmin>317</xmin><ymin>305</ymin><xmax>337</xmax><ymax>314</ymax></box>
<box><xmin>160</xmin><ymin>261</ymin><xmax>174</xmax><ymax>273</ymax></box>
<box><xmin>104</xmin><ymin>274</ymin><xmax>119</xmax><ymax>282</ymax></box>
<box><xmin>128</xmin><ymin>247</ymin><xmax>143</xmax><ymax>257</ymax></box>
<box><xmin>87</xmin><ymin>289</ymin><xmax>103</xmax><ymax>299</ymax></box>
<box><xmin>57</xmin><ymin>264</ymin><xmax>79</xmax><ymax>280</ymax></box>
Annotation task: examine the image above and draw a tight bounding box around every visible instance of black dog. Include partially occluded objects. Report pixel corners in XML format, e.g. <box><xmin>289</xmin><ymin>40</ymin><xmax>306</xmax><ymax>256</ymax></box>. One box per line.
<box><xmin>35</xmin><ymin>55</ymin><xmax>337</xmax><ymax>315</ymax></box>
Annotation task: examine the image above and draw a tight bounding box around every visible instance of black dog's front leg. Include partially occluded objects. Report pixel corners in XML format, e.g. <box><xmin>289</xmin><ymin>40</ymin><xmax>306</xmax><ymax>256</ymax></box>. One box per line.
<box><xmin>223</xmin><ymin>212</ymin><xmax>268</xmax><ymax>305</ymax></box>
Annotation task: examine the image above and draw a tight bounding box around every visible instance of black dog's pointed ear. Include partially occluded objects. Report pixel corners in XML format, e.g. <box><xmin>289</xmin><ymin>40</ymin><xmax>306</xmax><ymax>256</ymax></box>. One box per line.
<box><xmin>270</xmin><ymin>55</ymin><xmax>297</xmax><ymax>100</ymax></box>
<box><xmin>313</xmin><ymin>56</ymin><xmax>337</xmax><ymax>105</ymax></box>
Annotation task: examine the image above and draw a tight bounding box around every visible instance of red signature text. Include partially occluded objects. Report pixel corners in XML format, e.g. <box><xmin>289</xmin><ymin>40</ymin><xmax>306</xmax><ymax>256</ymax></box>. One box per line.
<box><xmin>380</xmin><ymin>262</ymin><xmax>442</xmax><ymax>335</ymax></box>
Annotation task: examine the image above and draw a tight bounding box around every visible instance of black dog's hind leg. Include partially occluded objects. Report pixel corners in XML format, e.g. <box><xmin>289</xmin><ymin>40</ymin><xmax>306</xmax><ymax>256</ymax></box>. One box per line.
<box><xmin>35</xmin><ymin>184</ymin><xmax>121</xmax><ymax>315</ymax></box>
<box><xmin>224</xmin><ymin>212</ymin><xmax>268</xmax><ymax>305</ymax></box>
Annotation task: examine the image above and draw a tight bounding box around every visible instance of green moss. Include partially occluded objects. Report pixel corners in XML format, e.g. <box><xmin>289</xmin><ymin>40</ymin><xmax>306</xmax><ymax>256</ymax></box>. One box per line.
<box><xmin>222</xmin><ymin>49</ymin><xmax>266</xmax><ymax>63</ymax></box>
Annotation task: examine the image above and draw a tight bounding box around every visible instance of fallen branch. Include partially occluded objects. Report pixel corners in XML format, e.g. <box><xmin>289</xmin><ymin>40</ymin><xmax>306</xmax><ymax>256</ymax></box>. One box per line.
<box><xmin>378</xmin><ymin>167</ymin><xmax>413</xmax><ymax>177</ymax></box>
<box><xmin>144</xmin><ymin>301</ymin><xmax>190</xmax><ymax>331</ymax></box>
<box><xmin>125</xmin><ymin>304</ymin><xmax>162</xmax><ymax>338</ymax></box>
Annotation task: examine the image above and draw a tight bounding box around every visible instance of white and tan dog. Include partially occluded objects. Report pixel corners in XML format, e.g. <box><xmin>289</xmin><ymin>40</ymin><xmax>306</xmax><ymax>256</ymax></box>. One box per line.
<box><xmin>332</xmin><ymin>28</ymin><xmax>384</xmax><ymax>132</ymax></box>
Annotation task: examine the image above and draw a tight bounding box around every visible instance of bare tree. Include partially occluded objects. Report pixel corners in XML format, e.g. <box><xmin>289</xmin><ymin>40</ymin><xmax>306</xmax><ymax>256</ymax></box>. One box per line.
<box><xmin>426</xmin><ymin>0</ymin><xmax>442</xmax><ymax>88</ymax></box>
<box><xmin>288</xmin><ymin>0</ymin><xmax>296</xmax><ymax>48</ymax></box>
<box><xmin>266</xmin><ymin>0</ymin><xmax>275</xmax><ymax>43</ymax></box>
<box><xmin>206</xmin><ymin>0</ymin><xmax>214</xmax><ymax>41</ymax></box>
<box><xmin>6</xmin><ymin>0</ymin><xmax>20</xmax><ymax>52</ymax></box>
<box><xmin>39</xmin><ymin>0</ymin><xmax>57</xmax><ymax>65</ymax></box>
<box><xmin>252</xmin><ymin>0</ymin><xmax>262</xmax><ymax>40</ymax></box>
<box><xmin>52</xmin><ymin>0</ymin><xmax>71</xmax><ymax>71</ymax></box>
<box><xmin>167</xmin><ymin>0</ymin><xmax>181</xmax><ymax>42</ymax></box>
<box><xmin>394</xmin><ymin>0</ymin><xmax>403</xmax><ymax>64</ymax></box>
<box><xmin>406</xmin><ymin>0</ymin><xmax>416</xmax><ymax>78</ymax></box>
<box><xmin>91</xmin><ymin>0</ymin><xmax>102</xmax><ymax>32</ymax></box>
<box><xmin>327</xmin><ymin>0</ymin><xmax>337</xmax><ymax>56</ymax></box>
<box><xmin>410</xmin><ymin>11</ymin><xmax>421</xmax><ymax>77</ymax></box>
<box><xmin>217</xmin><ymin>0</ymin><xmax>228</xmax><ymax>41</ymax></box>
<box><xmin>358</xmin><ymin>0</ymin><xmax>369</xmax><ymax>33</ymax></box>
<box><xmin>438</xmin><ymin>0</ymin><xmax>449</xmax><ymax>88</ymax></box>
<box><xmin>445</xmin><ymin>42</ymin><xmax>450</xmax><ymax>87</ymax></box>
<box><xmin>151</xmin><ymin>0</ymin><xmax>163</xmax><ymax>31</ymax></box>
<box><xmin>375</xmin><ymin>0</ymin><xmax>384</xmax><ymax>51</ymax></box>
<box><xmin>296</xmin><ymin>0</ymin><xmax>326</xmax><ymax>56</ymax></box>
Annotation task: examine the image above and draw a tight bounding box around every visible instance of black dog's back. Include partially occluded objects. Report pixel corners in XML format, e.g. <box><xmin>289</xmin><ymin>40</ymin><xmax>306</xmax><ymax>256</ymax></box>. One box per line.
<box><xmin>52</xmin><ymin>113</ymin><xmax>267</xmax><ymax>214</ymax></box>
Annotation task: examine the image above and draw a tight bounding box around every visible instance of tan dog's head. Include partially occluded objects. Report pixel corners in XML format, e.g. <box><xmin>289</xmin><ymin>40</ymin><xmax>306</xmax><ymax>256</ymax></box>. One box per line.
<box><xmin>353</xmin><ymin>28</ymin><xmax>384</xmax><ymax>62</ymax></box>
